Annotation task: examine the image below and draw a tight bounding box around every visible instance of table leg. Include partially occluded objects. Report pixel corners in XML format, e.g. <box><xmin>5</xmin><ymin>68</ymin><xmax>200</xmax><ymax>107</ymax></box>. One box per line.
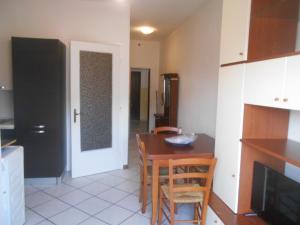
<box><xmin>152</xmin><ymin>160</ymin><xmax>159</xmax><ymax>225</ymax></box>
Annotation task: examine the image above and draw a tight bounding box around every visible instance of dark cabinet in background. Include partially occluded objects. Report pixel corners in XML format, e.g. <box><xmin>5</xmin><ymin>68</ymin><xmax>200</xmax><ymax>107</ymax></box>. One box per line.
<box><xmin>155</xmin><ymin>73</ymin><xmax>179</xmax><ymax>127</ymax></box>
<box><xmin>12</xmin><ymin>37</ymin><xmax>66</xmax><ymax>178</ymax></box>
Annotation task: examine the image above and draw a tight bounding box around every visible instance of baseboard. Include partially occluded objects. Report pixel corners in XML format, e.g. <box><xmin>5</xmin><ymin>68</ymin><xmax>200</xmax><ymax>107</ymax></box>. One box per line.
<box><xmin>123</xmin><ymin>164</ymin><xmax>129</xmax><ymax>169</ymax></box>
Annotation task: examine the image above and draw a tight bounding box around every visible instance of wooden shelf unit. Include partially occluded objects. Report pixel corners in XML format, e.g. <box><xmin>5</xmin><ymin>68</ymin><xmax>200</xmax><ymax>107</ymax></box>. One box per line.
<box><xmin>241</xmin><ymin>139</ymin><xmax>300</xmax><ymax>168</ymax></box>
<box><xmin>238</xmin><ymin>104</ymin><xmax>300</xmax><ymax>214</ymax></box>
<box><xmin>209</xmin><ymin>192</ymin><xmax>267</xmax><ymax>225</ymax></box>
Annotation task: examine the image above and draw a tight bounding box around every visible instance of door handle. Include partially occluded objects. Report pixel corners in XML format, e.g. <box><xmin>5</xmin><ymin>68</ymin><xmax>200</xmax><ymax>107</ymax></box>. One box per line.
<box><xmin>74</xmin><ymin>109</ymin><xmax>80</xmax><ymax>123</ymax></box>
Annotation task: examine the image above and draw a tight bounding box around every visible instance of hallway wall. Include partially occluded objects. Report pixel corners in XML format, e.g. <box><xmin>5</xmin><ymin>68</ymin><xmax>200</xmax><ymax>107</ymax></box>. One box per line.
<box><xmin>160</xmin><ymin>0</ymin><xmax>223</xmax><ymax>137</ymax></box>
<box><xmin>130</xmin><ymin>40</ymin><xmax>160</xmax><ymax>130</ymax></box>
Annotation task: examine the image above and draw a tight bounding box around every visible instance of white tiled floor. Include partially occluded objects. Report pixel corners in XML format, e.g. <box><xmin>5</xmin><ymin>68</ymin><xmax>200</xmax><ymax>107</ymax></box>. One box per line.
<box><xmin>24</xmin><ymin>120</ymin><xmax>195</xmax><ymax>225</ymax></box>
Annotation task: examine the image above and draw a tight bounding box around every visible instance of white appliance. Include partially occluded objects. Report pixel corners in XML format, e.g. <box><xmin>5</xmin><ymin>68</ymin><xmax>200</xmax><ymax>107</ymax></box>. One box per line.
<box><xmin>1</xmin><ymin>146</ymin><xmax>25</xmax><ymax>225</ymax></box>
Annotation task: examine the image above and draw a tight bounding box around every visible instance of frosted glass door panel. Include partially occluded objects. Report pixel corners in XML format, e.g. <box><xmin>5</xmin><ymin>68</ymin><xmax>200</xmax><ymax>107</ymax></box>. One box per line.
<box><xmin>71</xmin><ymin>41</ymin><xmax>121</xmax><ymax>178</ymax></box>
<box><xmin>80</xmin><ymin>51</ymin><xmax>112</xmax><ymax>151</ymax></box>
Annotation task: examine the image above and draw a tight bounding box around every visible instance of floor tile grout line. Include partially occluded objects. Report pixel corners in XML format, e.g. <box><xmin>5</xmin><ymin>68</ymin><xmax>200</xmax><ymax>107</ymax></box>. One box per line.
<box><xmin>74</xmin><ymin>214</ymin><xmax>110</xmax><ymax>225</ymax></box>
<box><xmin>38</xmin><ymin>218</ymin><xmax>56</xmax><ymax>225</ymax></box>
<box><xmin>39</xmin><ymin>192</ymin><xmax>110</xmax><ymax>217</ymax></box>
<box><xmin>27</xmin><ymin>186</ymin><xmax>143</xmax><ymax>223</ymax></box>
<box><xmin>25</xmin><ymin>207</ymin><xmax>55</xmax><ymax>225</ymax></box>
<box><xmin>25</xmin><ymin>127</ymin><xmax>146</xmax><ymax>225</ymax></box>
<box><xmin>85</xmin><ymin>215</ymin><xmax>111</xmax><ymax>225</ymax></box>
<box><xmin>30</xmin><ymin>181</ymin><xmax>142</xmax><ymax>224</ymax></box>
<box><xmin>54</xmin><ymin>188</ymin><xmax>144</xmax><ymax>223</ymax></box>
<box><xmin>116</xmin><ymin>211</ymin><xmax>138</xmax><ymax>225</ymax></box>
<box><xmin>30</xmin><ymin>191</ymin><xmax>105</xmax><ymax>223</ymax></box>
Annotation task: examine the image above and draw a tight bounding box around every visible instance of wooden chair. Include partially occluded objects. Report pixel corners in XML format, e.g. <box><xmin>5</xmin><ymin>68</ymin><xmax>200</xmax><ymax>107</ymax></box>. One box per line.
<box><xmin>158</xmin><ymin>158</ymin><xmax>217</xmax><ymax>225</ymax></box>
<box><xmin>154</xmin><ymin>126</ymin><xmax>182</xmax><ymax>135</ymax></box>
<box><xmin>136</xmin><ymin>134</ymin><xmax>169</xmax><ymax>213</ymax></box>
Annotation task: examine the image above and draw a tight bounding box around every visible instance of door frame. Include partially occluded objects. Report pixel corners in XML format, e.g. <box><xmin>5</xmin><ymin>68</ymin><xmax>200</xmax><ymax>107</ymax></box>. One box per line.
<box><xmin>70</xmin><ymin>40</ymin><xmax>122</xmax><ymax>178</ymax></box>
<box><xmin>130</xmin><ymin>68</ymin><xmax>151</xmax><ymax>131</ymax></box>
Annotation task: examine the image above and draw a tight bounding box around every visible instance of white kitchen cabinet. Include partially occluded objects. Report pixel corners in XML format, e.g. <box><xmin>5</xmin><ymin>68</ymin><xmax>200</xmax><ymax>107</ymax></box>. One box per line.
<box><xmin>1</xmin><ymin>146</ymin><xmax>25</xmax><ymax>225</ymax></box>
<box><xmin>214</xmin><ymin>65</ymin><xmax>245</xmax><ymax>213</ymax></box>
<box><xmin>244</xmin><ymin>55</ymin><xmax>300</xmax><ymax>110</ymax></box>
<box><xmin>284</xmin><ymin>55</ymin><xmax>300</xmax><ymax>111</ymax></box>
<box><xmin>0</xmin><ymin>38</ymin><xmax>13</xmax><ymax>90</ymax></box>
<box><xmin>244</xmin><ymin>58</ymin><xmax>286</xmax><ymax>108</ymax></box>
<box><xmin>206</xmin><ymin>207</ymin><xmax>225</xmax><ymax>225</ymax></box>
<box><xmin>219</xmin><ymin>0</ymin><xmax>251</xmax><ymax>65</ymax></box>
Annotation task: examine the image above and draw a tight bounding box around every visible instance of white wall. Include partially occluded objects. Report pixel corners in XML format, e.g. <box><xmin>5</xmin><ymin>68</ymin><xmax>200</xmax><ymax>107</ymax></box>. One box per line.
<box><xmin>0</xmin><ymin>0</ymin><xmax>130</xmax><ymax>170</ymax></box>
<box><xmin>130</xmin><ymin>40</ymin><xmax>160</xmax><ymax>130</ymax></box>
<box><xmin>285</xmin><ymin>110</ymin><xmax>300</xmax><ymax>182</ymax></box>
<box><xmin>0</xmin><ymin>91</ymin><xmax>13</xmax><ymax>119</ymax></box>
<box><xmin>160</xmin><ymin>0</ymin><xmax>222</xmax><ymax>137</ymax></box>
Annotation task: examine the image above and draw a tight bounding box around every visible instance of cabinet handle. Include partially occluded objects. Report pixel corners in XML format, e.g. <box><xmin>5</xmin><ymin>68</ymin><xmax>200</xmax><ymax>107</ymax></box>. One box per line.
<box><xmin>33</xmin><ymin>125</ymin><xmax>46</xmax><ymax>129</ymax></box>
<box><xmin>232</xmin><ymin>174</ymin><xmax>236</xmax><ymax>178</ymax></box>
<box><xmin>283</xmin><ymin>98</ymin><xmax>288</xmax><ymax>102</ymax></box>
<box><xmin>274</xmin><ymin>97</ymin><xmax>280</xmax><ymax>102</ymax></box>
<box><xmin>34</xmin><ymin>130</ymin><xmax>45</xmax><ymax>134</ymax></box>
<box><xmin>214</xmin><ymin>220</ymin><xmax>218</xmax><ymax>223</ymax></box>
<box><xmin>0</xmin><ymin>86</ymin><xmax>5</xmax><ymax>90</ymax></box>
<box><xmin>239</xmin><ymin>52</ymin><xmax>244</xmax><ymax>56</ymax></box>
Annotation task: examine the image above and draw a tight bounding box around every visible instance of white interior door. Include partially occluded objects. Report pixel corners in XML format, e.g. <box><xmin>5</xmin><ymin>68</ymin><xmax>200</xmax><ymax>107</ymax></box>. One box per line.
<box><xmin>70</xmin><ymin>41</ymin><xmax>121</xmax><ymax>178</ymax></box>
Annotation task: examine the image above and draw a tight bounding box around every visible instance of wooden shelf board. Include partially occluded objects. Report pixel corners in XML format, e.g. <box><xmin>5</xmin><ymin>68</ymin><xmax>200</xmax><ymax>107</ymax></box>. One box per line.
<box><xmin>241</xmin><ymin>139</ymin><xmax>300</xmax><ymax>168</ymax></box>
<box><xmin>209</xmin><ymin>192</ymin><xmax>267</xmax><ymax>225</ymax></box>
<box><xmin>221</xmin><ymin>50</ymin><xmax>300</xmax><ymax>67</ymax></box>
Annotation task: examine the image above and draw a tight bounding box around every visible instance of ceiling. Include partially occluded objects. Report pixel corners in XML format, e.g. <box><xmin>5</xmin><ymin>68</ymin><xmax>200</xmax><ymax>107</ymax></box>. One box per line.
<box><xmin>130</xmin><ymin>0</ymin><xmax>206</xmax><ymax>41</ymax></box>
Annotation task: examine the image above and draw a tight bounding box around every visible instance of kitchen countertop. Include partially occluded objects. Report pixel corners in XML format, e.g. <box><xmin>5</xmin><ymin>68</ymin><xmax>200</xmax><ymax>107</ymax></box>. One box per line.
<box><xmin>0</xmin><ymin>119</ymin><xmax>14</xmax><ymax>129</ymax></box>
<box><xmin>1</xmin><ymin>139</ymin><xmax>17</xmax><ymax>148</ymax></box>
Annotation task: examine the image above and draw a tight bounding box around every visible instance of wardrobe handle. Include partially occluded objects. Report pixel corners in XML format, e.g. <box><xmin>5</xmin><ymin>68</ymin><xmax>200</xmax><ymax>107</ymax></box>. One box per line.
<box><xmin>274</xmin><ymin>97</ymin><xmax>280</xmax><ymax>102</ymax></box>
<box><xmin>283</xmin><ymin>98</ymin><xmax>288</xmax><ymax>102</ymax></box>
<box><xmin>34</xmin><ymin>130</ymin><xmax>45</xmax><ymax>134</ymax></box>
<box><xmin>33</xmin><ymin>125</ymin><xmax>46</xmax><ymax>129</ymax></box>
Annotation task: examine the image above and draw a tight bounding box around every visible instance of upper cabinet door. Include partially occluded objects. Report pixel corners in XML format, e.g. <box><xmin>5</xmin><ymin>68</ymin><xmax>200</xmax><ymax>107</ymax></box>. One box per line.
<box><xmin>284</xmin><ymin>55</ymin><xmax>300</xmax><ymax>111</ymax></box>
<box><xmin>244</xmin><ymin>58</ymin><xmax>286</xmax><ymax>108</ymax></box>
<box><xmin>219</xmin><ymin>0</ymin><xmax>251</xmax><ymax>65</ymax></box>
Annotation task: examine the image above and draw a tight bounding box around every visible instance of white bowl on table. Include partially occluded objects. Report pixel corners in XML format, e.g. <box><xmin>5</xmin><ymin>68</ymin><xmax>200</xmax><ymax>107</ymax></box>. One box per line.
<box><xmin>164</xmin><ymin>133</ymin><xmax>198</xmax><ymax>146</ymax></box>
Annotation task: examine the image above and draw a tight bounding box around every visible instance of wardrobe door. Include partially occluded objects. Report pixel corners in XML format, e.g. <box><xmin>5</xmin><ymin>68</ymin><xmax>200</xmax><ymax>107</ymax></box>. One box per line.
<box><xmin>220</xmin><ymin>0</ymin><xmax>251</xmax><ymax>64</ymax></box>
<box><xmin>244</xmin><ymin>57</ymin><xmax>286</xmax><ymax>108</ymax></box>
<box><xmin>284</xmin><ymin>55</ymin><xmax>300</xmax><ymax>110</ymax></box>
<box><xmin>214</xmin><ymin>64</ymin><xmax>245</xmax><ymax>213</ymax></box>
<box><xmin>12</xmin><ymin>38</ymin><xmax>65</xmax><ymax>177</ymax></box>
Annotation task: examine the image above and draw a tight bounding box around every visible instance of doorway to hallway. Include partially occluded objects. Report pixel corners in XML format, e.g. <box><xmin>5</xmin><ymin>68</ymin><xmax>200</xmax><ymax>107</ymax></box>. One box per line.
<box><xmin>129</xmin><ymin>68</ymin><xmax>150</xmax><ymax>136</ymax></box>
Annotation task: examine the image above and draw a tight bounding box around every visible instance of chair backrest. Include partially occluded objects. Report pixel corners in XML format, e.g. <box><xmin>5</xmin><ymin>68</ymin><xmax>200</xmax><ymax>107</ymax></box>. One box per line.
<box><xmin>136</xmin><ymin>134</ymin><xmax>147</xmax><ymax>168</ymax></box>
<box><xmin>168</xmin><ymin>157</ymin><xmax>217</xmax><ymax>200</ymax></box>
<box><xmin>154</xmin><ymin>126</ymin><xmax>182</xmax><ymax>135</ymax></box>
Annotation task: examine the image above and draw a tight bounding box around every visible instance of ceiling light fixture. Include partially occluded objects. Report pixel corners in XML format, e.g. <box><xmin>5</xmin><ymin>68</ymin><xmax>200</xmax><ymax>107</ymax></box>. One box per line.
<box><xmin>137</xmin><ymin>26</ymin><xmax>156</xmax><ymax>35</ymax></box>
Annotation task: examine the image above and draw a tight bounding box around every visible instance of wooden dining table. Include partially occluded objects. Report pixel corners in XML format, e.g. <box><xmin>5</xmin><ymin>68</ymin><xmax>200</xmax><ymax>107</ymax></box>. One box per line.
<box><xmin>139</xmin><ymin>133</ymin><xmax>215</xmax><ymax>225</ymax></box>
